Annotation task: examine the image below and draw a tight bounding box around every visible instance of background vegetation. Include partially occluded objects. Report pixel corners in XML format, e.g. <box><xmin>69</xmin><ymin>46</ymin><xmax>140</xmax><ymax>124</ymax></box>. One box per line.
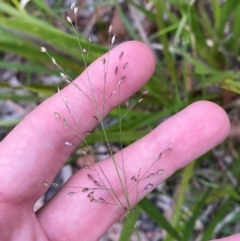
<box><xmin>0</xmin><ymin>0</ymin><xmax>240</xmax><ymax>240</ymax></box>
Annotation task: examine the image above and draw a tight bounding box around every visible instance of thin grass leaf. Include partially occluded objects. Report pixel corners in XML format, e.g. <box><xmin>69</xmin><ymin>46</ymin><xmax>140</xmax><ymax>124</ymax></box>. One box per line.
<box><xmin>200</xmin><ymin>198</ymin><xmax>232</xmax><ymax>241</ymax></box>
<box><xmin>128</xmin><ymin>0</ymin><xmax>155</xmax><ymax>22</ymax></box>
<box><xmin>182</xmin><ymin>190</ymin><xmax>210</xmax><ymax>241</ymax></box>
<box><xmin>0</xmin><ymin>90</ymin><xmax>42</xmax><ymax>102</ymax></box>
<box><xmin>215</xmin><ymin>0</ymin><xmax>240</xmax><ymax>37</ymax></box>
<box><xmin>228</xmin><ymin>3</ymin><xmax>240</xmax><ymax>56</ymax></box>
<box><xmin>221</xmin><ymin>78</ymin><xmax>240</xmax><ymax>95</ymax></box>
<box><xmin>114</xmin><ymin>1</ymin><xmax>139</xmax><ymax>40</ymax></box>
<box><xmin>0</xmin><ymin>2</ymin><xmax>104</xmax><ymax>61</ymax></box>
<box><xmin>32</xmin><ymin>0</ymin><xmax>65</xmax><ymax>21</ymax></box>
<box><xmin>154</xmin><ymin>0</ymin><xmax>181</xmax><ymax>105</ymax></box>
<box><xmin>166</xmin><ymin>162</ymin><xmax>195</xmax><ymax>241</ymax></box>
<box><xmin>138</xmin><ymin>197</ymin><xmax>181</xmax><ymax>240</ymax></box>
<box><xmin>85</xmin><ymin>130</ymin><xmax>148</xmax><ymax>144</ymax></box>
<box><xmin>173</xmin><ymin>15</ymin><xmax>187</xmax><ymax>46</ymax></box>
<box><xmin>0</xmin><ymin>61</ymin><xmax>58</xmax><ymax>75</ymax></box>
<box><xmin>0</xmin><ymin>118</ymin><xmax>22</xmax><ymax>127</ymax></box>
<box><xmin>25</xmin><ymin>85</ymin><xmax>57</xmax><ymax>98</ymax></box>
<box><xmin>211</xmin><ymin>0</ymin><xmax>221</xmax><ymax>30</ymax></box>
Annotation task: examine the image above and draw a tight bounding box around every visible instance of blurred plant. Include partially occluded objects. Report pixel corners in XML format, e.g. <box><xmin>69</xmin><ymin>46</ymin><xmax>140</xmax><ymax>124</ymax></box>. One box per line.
<box><xmin>0</xmin><ymin>1</ymin><xmax>240</xmax><ymax>240</ymax></box>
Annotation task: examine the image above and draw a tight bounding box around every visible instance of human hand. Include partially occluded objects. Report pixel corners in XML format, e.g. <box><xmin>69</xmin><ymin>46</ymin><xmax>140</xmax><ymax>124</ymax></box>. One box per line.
<box><xmin>0</xmin><ymin>41</ymin><xmax>235</xmax><ymax>241</ymax></box>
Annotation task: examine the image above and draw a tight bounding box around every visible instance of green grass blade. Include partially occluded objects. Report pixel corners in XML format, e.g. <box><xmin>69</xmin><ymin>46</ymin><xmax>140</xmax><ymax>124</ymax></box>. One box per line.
<box><xmin>165</xmin><ymin>162</ymin><xmax>195</xmax><ymax>241</ymax></box>
<box><xmin>216</xmin><ymin>1</ymin><xmax>240</xmax><ymax>37</ymax></box>
<box><xmin>118</xmin><ymin>207</ymin><xmax>141</xmax><ymax>241</ymax></box>
<box><xmin>0</xmin><ymin>118</ymin><xmax>23</xmax><ymax>127</ymax></box>
<box><xmin>138</xmin><ymin>197</ymin><xmax>182</xmax><ymax>240</ymax></box>
<box><xmin>128</xmin><ymin>0</ymin><xmax>155</xmax><ymax>22</ymax></box>
<box><xmin>200</xmin><ymin>198</ymin><xmax>232</xmax><ymax>241</ymax></box>
<box><xmin>182</xmin><ymin>190</ymin><xmax>210</xmax><ymax>241</ymax></box>
<box><xmin>86</xmin><ymin>130</ymin><xmax>148</xmax><ymax>145</ymax></box>
<box><xmin>114</xmin><ymin>0</ymin><xmax>140</xmax><ymax>40</ymax></box>
<box><xmin>229</xmin><ymin>3</ymin><xmax>240</xmax><ymax>56</ymax></box>
<box><xmin>154</xmin><ymin>0</ymin><xmax>181</xmax><ymax>105</ymax></box>
<box><xmin>0</xmin><ymin>2</ymin><xmax>104</xmax><ymax>60</ymax></box>
<box><xmin>221</xmin><ymin>78</ymin><xmax>240</xmax><ymax>95</ymax></box>
<box><xmin>0</xmin><ymin>61</ymin><xmax>58</xmax><ymax>74</ymax></box>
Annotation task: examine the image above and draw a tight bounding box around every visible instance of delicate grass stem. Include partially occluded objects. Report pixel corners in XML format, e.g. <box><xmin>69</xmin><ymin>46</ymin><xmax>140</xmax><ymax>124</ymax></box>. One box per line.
<box><xmin>42</xmin><ymin>4</ymin><xmax>172</xmax><ymax>240</ymax></box>
<box><xmin>46</xmin><ymin>12</ymin><xmax>129</xmax><ymax>211</ymax></box>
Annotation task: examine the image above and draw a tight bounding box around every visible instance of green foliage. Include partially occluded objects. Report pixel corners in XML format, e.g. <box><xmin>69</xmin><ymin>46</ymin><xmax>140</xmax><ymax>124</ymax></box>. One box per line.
<box><xmin>1</xmin><ymin>1</ymin><xmax>239</xmax><ymax>240</ymax></box>
<box><xmin>138</xmin><ymin>197</ymin><xmax>182</xmax><ymax>240</ymax></box>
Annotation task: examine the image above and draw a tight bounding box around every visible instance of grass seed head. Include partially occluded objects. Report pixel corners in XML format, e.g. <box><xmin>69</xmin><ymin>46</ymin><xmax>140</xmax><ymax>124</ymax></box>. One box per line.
<box><xmin>40</xmin><ymin>47</ymin><xmax>46</xmax><ymax>52</ymax></box>
<box><xmin>87</xmin><ymin>174</ymin><xmax>93</xmax><ymax>180</ymax></box>
<box><xmin>54</xmin><ymin>112</ymin><xmax>61</xmax><ymax>119</ymax></box>
<box><xmin>111</xmin><ymin>35</ymin><xmax>116</xmax><ymax>45</ymax></box>
<box><xmin>165</xmin><ymin>148</ymin><xmax>172</xmax><ymax>153</ymax></box>
<box><xmin>143</xmin><ymin>183</ymin><xmax>153</xmax><ymax>191</ymax></box>
<box><xmin>70</xmin><ymin>2</ymin><xmax>75</xmax><ymax>9</ymax></box>
<box><xmin>109</xmin><ymin>25</ymin><xmax>113</xmax><ymax>34</ymax></box>
<box><xmin>158</xmin><ymin>152</ymin><xmax>162</xmax><ymax>159</ymax></box>
<box><xmin>60</xmin><ymin>72</ymin><xmax>66</xmax><ymax>78</ymax></box>
<box><xmin>131</xmin><ymin>176</ymin><xmax>137</xmax><ymax>182</ymax></box>
<box><xmin>146</xmin><ymin>173</ymin><xmax>155</xmax><ymax>178</ymax></box>
<box><xmin>74</xmin><ymin>7</ymin><xmax>78</xmax><ymax>15</ymax></box>
<box><xmin>157</xmin><ymin>169</ymin><xmax>164</xmax><ymax>174</ymax></box>
<box><xmin>66</xmin><ymin>16</ymin><xmax>72</xmax><ymax>23</ymax></box>
<box><xmin>119</xmin><ymin>76</ymin><xmax>126</xmax><ymax>84</ymax></box>
<box><xmin>99</xmin><ymin>198</ymin><xmax>107</xmax><ymax>203</ymax></box>
<box><xmin>82</xmin><ymin>188</ymin><xmax>89</xmax><ymax>192</ymax></box>
<box><xmin>63</xmin><ymin>96</ymin><xmax>68</xmax><ymax>105</ymax></box>
<box><xmin>93</xmin><ymin>116</ymin><xmax>98</xmax><ymax>121</ymax></box>
<box><xmin>65</xmin><ymin>141</ymin><xmax>72</xmax><ymax>146</ymax></box>
<box><xmin>65</xmin><ymin>79</ymin><xmax>71</xmax><ymax>84</ymax></box>
<box><xmin>67</xmin><ymin>192</ymin><xmax>75</xmax><ymax>195</ymax></box>
<box><xmin>119</xmin><ymin>51</ymin><xmax>124</xmax><ymax>59</ymax></box>
<box><xmin>123</xmin><ymin>62</ymin><xmax>128</xmax><ymax>69</ymax></box>
<box><xmin>51</xmin><ymin>57</ymin><xmax>57</xmax><ymax>65</ymax></box>
<box><xmin>115</xmin><ymin>66</ymin><xmax>118</xmax><ymax>75</ymax></box>
<box><xmin>62</xmin><ymin>118</ymin><xmax>68</xmax><ymax>127</ymax></box>
<box><xmin>43</xmin><ymin>181</ymin><xmax>50</xmax><ymax>187</ymax></box>
<box><xmin>87</xmin><ymin>191</ymin><xmax>94</xmax><ymax>198</ymax></box>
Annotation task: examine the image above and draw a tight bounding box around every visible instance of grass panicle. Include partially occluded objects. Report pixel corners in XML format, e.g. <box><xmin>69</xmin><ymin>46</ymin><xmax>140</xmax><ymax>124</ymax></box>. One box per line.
<box><xmin>40</xmin><ymin>3</ymin><xmax>173</xmax><ymax>240</ymax></box>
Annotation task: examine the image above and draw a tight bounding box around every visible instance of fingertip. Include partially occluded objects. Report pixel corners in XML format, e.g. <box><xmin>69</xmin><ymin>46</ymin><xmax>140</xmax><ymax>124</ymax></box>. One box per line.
<box><xmin>152</xmin><ymin>100</ymin><xmax>230</xmax><ymax>170</ymax></box>
<box><xmin>189</xmin><ymin>100</ymin><xmax>230</xmax><ymax>142</ymax></box>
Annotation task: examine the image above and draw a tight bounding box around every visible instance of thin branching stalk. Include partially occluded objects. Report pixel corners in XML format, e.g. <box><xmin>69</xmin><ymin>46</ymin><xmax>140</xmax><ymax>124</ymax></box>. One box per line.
<box><xmin>41</xmin><ymin>4</ymin><xmax>172</xmax><ymax>240</ymax></box>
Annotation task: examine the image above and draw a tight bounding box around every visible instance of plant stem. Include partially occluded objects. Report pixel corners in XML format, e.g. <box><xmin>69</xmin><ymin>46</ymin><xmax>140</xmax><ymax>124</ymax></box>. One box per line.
<box><xmin>164</xmin><ymin>161</ymin><xmax>195</xmax><ymax>241</ymax></box>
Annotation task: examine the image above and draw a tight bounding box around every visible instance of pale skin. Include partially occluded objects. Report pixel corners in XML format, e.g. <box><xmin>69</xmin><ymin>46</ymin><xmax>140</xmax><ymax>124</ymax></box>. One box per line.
<box><xmin>0</xmin><ymin>41</ymin><xmax>237</xmax><ymax>241</ymax></box>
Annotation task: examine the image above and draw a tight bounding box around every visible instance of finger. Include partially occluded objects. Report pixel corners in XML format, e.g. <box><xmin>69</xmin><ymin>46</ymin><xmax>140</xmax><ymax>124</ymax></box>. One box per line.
<box><xmin>37</xmin><ymin>101</ymin><xmax>230</xmax><ymax>241</ymax></box>
<box><xmin>0</xmin><ymin>41</ymin><xmax>155</xmax><ymax>204</ymax></box>
<box><xmin>211</xmin><ymin>234</ymin><xmax>240</xmax><ymax>241</ymax></box>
